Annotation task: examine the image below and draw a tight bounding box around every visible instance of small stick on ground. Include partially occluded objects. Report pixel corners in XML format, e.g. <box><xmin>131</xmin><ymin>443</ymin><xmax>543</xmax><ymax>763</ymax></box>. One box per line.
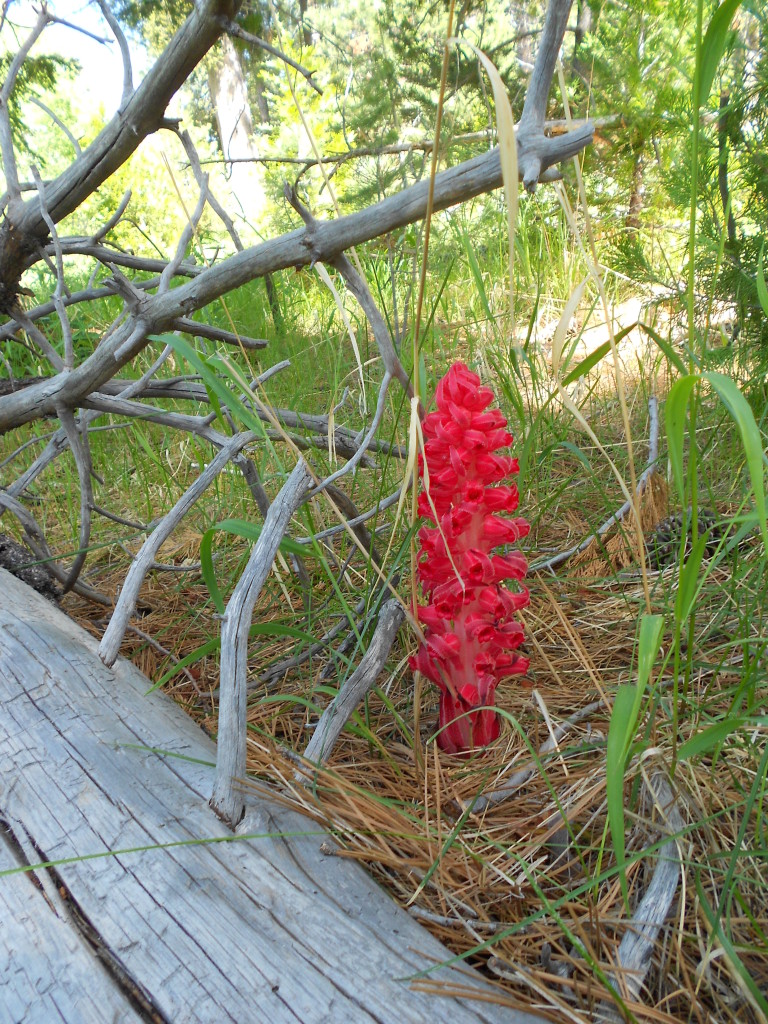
<box><xmin>597</xmin><ymin>768</ymin><xmax>684</xmax><ymax>1022</ymax></box>
<box><xmin>532</xmin><ymin>396</ymin><xmax>659</xmax><ymax>574</ymax></box>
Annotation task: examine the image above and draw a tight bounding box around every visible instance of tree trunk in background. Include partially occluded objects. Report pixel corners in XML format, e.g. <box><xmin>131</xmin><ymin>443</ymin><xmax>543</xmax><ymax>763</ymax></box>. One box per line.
<box><xmin>626</xmin><ymin>149</ymin><xmax>644</xmax><ymax>231</ymax></box>
<box><xmin>718</xmin><ymin>90</ymin><xmax>737</xmax><ymax>246</ymax></box>
<box><xmin>298</xmin><ymin>0</ymin><xmax>312</xmax><ymax>47</ymax></box>
<box><xmin>208</xmin><ymin>34</ymin><xmax>268</xmax><ymax>223</ymax></box>
<box><xmin>573</xmin><ymin>0</ymin><xmax>593</xmax><ymax>82</ymax></box>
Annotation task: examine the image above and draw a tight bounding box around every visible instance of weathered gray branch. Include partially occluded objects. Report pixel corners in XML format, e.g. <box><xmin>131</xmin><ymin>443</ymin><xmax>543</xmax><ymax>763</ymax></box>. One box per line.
<box><xmin>0</xmin><ymin>119</ymin><xmax>591</xmax><ymax>431</ymax></box>
<box><xmin>0</xmin><ymin>0</ymin><xmax>234</xmax><ymax>313</ymax></box>
<box><xmin>517</xmin><ymin>0</ymin><xmax>573</xmax><ymax>188</ymax></box>
<box><xmin>532</xmin><ymin>395</ymin><xmax>659</xmax><ymax>573</ymax></box>
<box><xmin>212</xmin><ymin>460</ymin><xmax>313</xmax><ymax>826</ymax></box>
<box><xmin>302</xmin><ymin>598</ymin><xmax>405</xmax><ymax>766</ymax></box>
<box><xmin>598</xmin><ymin>771</ymin><xmax>683</xmax><ymax>1021</ymax></box>
<box><xmin>98</xmin><ymin>430</ymin><xmax>260</xmax><ymax>667</ymax></box>
<box><xmin>222</xmin><ymin>18</ymin><xmax>322</xmax><ymax>95</ymax></box>
<box><xmin>95</xmin><ymin>0</ymin><xmax>134</xmax><ymax>107</ymax></box>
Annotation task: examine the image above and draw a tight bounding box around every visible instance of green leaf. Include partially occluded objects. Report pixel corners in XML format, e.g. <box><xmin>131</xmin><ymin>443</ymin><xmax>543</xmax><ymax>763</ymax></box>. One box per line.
<box><xmin>665</xmin><ymin>375</ymin><xmax>699</xmax><ymax>506</ymax></box>
<box><xmin>677</xmin><ymin>717</ymin><xmax>746</xmax><ymax>762</ymax></box>
<box><xmin>757</xmin><ymin>247</ymin><xmax>768</xmax><ymax>318</ymax></box>
<box><xmin>606</xmin><ymin>684</ymin><xmax>637</xmax><ymax>910</ymax></box>
<box><xmin>151</xmin><ymin>333</ymin><xmax>264</xmax><ymax>435</ymax></box>
<box><xmin>704</xmin><ymin>372</ymin><xmax>768</xmax><ymax>555</ymax></box>
<box><xmin>697</xmin><ymin>0</ymin><xmax>744</xmax><ymax>107</ymax></box>
<box><xmin>606</xmin><ymin>614</ymin><xmax>663</xmax><ymax>908</ymax></box>
<box><xmin>639</xmin><ymin>323</ymin><xmax>688</xmax><ymax>376</ymax></box>
<box><xmin>675</xmin><ymin>531</ymin><xmax>709</xmax><ymax>623</ymax></box>
<box><xmin>637</xmin><ymin>613</ymin><xmax>664</xmax><ymax>698</ymax></box>
<box><xmin>561</xmin><ymin>340</ymin><xmax>611</xmax><ymax>387</ymax></box>
<box><xmin>200</xmin><ymin>517</ymin><xmax>318</xmax><ymax>614</ymax></box>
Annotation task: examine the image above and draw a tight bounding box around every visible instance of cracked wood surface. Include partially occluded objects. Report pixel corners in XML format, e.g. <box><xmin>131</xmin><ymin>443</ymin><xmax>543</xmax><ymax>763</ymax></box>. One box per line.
<box><xmin>0</xmin><ymin>569</ymin><xmax>545</xmax><ymax>1024</ymax></box>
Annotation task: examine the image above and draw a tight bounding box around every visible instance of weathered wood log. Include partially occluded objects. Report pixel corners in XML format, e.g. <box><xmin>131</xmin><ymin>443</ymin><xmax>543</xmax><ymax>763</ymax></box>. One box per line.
<box><xmin>0</xmin><ymin>569</ymin><xmax>545</xmax><ymax>1024</ymax></box>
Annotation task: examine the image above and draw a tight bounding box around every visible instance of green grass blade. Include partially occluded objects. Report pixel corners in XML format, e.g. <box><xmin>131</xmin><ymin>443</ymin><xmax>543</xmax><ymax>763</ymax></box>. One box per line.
<box><xmin>757</xmin><ymin>246</ymin><xmax>768</xmax><ymax>318</ymax></box>
<box><xmin>606</xmin><ymin>614</ymin><xmax>664</xmax><ymax>908</ymax></box>
<box><xmin>677</xmin><ymin>718</ymin><xmax>747</xmax><ymax>762</ymax></box>
<box><xmin>697</xmin><ymin>0</ymin><xmax>744</xmax><ymax>107</ymax></box>
<box><xmin>704</xmin><ymin>371</ymin><xmax>768</xmax><ymax>554</ymax></box>
<box><xmin>665</xmin><ymin>375</ymin><xmax>699</xmax><ymax>505</ymax></box>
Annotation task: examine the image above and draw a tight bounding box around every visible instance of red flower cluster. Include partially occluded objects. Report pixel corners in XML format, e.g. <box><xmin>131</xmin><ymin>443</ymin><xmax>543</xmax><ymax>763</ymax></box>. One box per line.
<box><xmin>410</xmin><ymin>362</ymin><xmax>530</xmax><ymax>754</ymax></box>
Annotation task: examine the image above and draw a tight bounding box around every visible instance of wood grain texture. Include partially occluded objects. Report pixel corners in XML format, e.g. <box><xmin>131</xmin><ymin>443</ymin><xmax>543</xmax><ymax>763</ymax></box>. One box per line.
<box><xmin>0</xmin><ymin>569</ymin><xmax>545</xmax><ymax>1024</ymax></box>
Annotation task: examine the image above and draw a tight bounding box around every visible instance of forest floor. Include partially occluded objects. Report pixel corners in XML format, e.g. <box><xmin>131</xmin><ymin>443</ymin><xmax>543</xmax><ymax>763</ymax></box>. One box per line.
<box><xmin>40</xmin><ymin>323</ymin><xmax>767</xmax><ymax>1024</ymax></box>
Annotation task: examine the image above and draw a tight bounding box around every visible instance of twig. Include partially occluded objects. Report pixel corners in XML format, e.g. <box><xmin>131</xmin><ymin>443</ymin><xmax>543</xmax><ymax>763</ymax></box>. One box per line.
<box><xmin>31</xmin><ymin>165</ymin><xmax>75</xmax><ymax>368</ymax></box>
<box><xmin>597</xmin><ymin>769</ymin><xmax>684</xmax><ymax>1022</ymax></box>
<box><xmin>30</xmin><ymin>97</ymin><xmax>82</xmax><ymax>157</ymax></box>
<box><xmin>0</xmin><ymin>7</ymin><xmax>51</xmax><ymax>201</ymax></box>
<box><xmin>532</xmin><ymin>396</ymin><xmax>659</xmax><ymax>573</ymax></box>
<box><xmin>330</xmin><ymin>251</ymin><xmax>419</xmax><ymax>412</ymax></box>
<box><xmin>0</xmin><ymin>491</ymin><xmax>111</xmax><ymax>605</ymax></box>
<box><xmin>159</xmin><ymin>180</ymin><xmax>209</xmax><ymax>292</ymax></box>
<box><xmin>56</xmin><ymin>407</ymin><xmax>94</xmax><ymax>594</ymax></box>
<box><xmin>222</xmin><ymin>18</ymin><xmax>322</xmax><ymax>96</ymax></box>
<box><xmin>302</xmin><ymin>599</ymin><xmax>405</xmax><ymax>767</ymax></box>
<box><xmin>173</xmin><ymin>317</ymin><xmax>267</xmax><ymax>349</ymax></box>
<box><xmin>94</xmin><ymin>0</ymin><xmax>134</xmax><ymax>107</ymax></box>
<box><xmin>12</xmin><ymin>311</ymin><xmax>65</xmax><ymax>370</ymax></box>
<box><xmin>407</xmin><ymin>905</ymin><xmax>503</xmax><ymax>934</ymax></box>
<box><xmin>174</xmin><ymin>128</ymin><xmax>245</xmax><ymax>252</ymax></box>
<box><xmin>249</xmin><ymin>595</ymin><xmax>370</xmax><ymax>692</ymax></box>
<box><xmin>470</xmin><ymin>700</ymin><xmax>604</xmax><ymax>813</ymax></box>
<box><xmin>98</xmin><ymin>430</ymin><xmax>260</xmax><ymax>668</ymax></box>
<box><xmin>211</xmin><ymin>460</ymin><xmax>313</xmax><ymax>826</ymax></box>
<box><xmin>295</xmin><ymin>487</ymin><xmax>402</xmax><ymax>546</ymax></box>
<box><xmin>89</xmin><ymin>189</ymin><xmax>132</xmax><ymax>244</ymax></box>
<box><xmin>124</xmin><ymin>623</ymin><xmax>202</xmax><ymax>691</ymax></box>
<box><xmin>309</xmin><ymin>371</ymin><xmax>393</xmax><ymax>497</ymax></box>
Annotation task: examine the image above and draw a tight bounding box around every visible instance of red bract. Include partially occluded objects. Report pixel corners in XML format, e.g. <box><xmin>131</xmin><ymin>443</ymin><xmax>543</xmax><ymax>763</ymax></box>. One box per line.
<box><xmin>410</xmin><ymin>362</ymin><xmax>530</xmax><ymax>755</ymax></box>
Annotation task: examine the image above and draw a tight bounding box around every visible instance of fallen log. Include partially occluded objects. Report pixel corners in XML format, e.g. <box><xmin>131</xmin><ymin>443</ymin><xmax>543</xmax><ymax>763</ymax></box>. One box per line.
<box><xmin>0</xmin><ymin>568</ymin><xmax>545</xmax><ymax>1024</ymax></box>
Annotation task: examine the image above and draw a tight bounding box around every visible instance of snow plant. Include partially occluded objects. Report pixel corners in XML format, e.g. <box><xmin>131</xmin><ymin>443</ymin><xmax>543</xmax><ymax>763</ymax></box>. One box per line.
<box><xmin>410</xmin><ymin>362</ymin><xmax>530</xmax><ymax>754</ymax></box>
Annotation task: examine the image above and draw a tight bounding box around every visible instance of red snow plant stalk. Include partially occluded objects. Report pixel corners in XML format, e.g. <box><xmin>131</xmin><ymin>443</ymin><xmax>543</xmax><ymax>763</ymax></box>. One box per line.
<box><xmin>410</xmin><ymin>362</ymin><xmax>530</xmax><ymax>755</ymax></box>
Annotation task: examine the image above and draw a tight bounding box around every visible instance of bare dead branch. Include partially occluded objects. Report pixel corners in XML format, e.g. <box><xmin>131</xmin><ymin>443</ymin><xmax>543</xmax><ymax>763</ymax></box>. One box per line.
<box><xmin>89</xmin><ymin>189</ymin><xmax>132</xmax><ymax>244</ymax></box>
<box><xmin>211</xmin><ymin>459</ymin><xmax>313</xmax><ymax>826</ymax></box>
<box><xmin>0</xmin><ymin>6</ymin><xmax>51</xmax><ymax>202</ymax></box>
<box><xmin>94</xmin><ymin>0</ymin><xmax>134</xmax><ymax>107</ymax></box>
<box><xmin>517</xmin><ymin>0</ymin><xmax>577</xmax><ymax>190</ymax></box>
<box><xmin>30</xmin><ymin>166</ymin><xmax>74</xmax><ymax>368</ymax></box>
<box><xmin>0</xmin><ymin>109</ymin><xmax>591</xmax><ymax>430</ymax></box>
<box><xmin>302</xmin><ymin>598</ymin><xmax>405</xmax><ymax>767</ymax></box>
<box><xmin>295</xmin><ymin>487</ymin><xmax>401</xmax><ymax>546</ymax></box>
<box><xmin>56</xmin><ymin>406</ymin><xmax>94</xmax><ymax>594</ymax></box>
<box><xmin>309</xmin><ymin>371</ymin><xmax>393</xmax><ymax>497</ymax></box>
<box><xmin>532</xmin><ymin>396</ymin><xmax>659</xmax><ymax>573</ymax></box>
<box><xmin>175</xmin><ymin>128</ymin><xmax>245</xmax><ymax>252</ymax></box>
<box><xmin>159</xmin><ymin>179</ymin><xmax>209</xmax><ymax>292</ymax></box>
<box><xmin>0</xmin><ymin>490</ymin><xmax>111</xmax><ymax>605</ymax></box>
<box><xmin>172</xmin><ymin>317</ymin><xmax>268</xmax><ymax>349</ymax></box>
<box><xmin>0</xmin><ymin>0</ymin><xmax>232</xmax><ymax>312</ymax></box>
<box><xmin>221</xmin><ymin>18</ymin><xmax>322</xmax><ymax>96</ymax></box>
<box><xmin>98</xmin><ymin>429</ymin><xmax>261</xmax><ymax>668</ymax></box>
<box><xmin>29</xmin><ymin>97</ymin><xmax>82</xmax><ymax>158</ymax></box>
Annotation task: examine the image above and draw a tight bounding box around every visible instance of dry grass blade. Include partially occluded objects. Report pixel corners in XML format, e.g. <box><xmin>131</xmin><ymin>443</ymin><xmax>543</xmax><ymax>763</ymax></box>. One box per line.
<box><xmin>454</xmin><ymin>42</ymin><xmax>519</xmax><ymax>327</ymax></box>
